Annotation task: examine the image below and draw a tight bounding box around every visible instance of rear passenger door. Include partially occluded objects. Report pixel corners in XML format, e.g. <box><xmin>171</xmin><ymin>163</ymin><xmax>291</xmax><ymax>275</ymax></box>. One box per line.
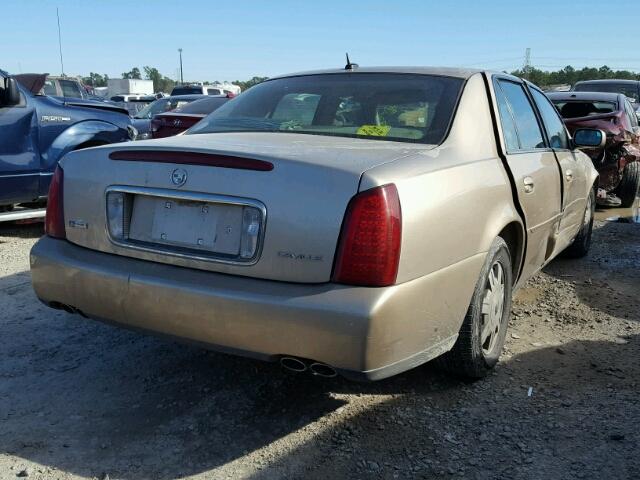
<box><xmin>528</xmin><ymin>86</ymin><xmax>586</xmax><ymax>239</ymax></box>
<box><xmin>490</xmin><ymin>76</ymin><xmax>563</xmax><ymax>281</ymax></box>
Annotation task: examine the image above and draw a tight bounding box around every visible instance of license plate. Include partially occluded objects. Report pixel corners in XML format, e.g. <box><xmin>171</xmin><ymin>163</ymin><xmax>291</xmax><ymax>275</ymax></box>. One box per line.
<box><xmin>128</xmin><ymin>195</ymin><xmax>243</xmax><ymax>255</ymax></box>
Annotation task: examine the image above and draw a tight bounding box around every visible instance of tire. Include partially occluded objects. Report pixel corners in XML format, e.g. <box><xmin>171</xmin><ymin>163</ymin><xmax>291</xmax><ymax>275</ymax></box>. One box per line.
<box><xmin>563</xmin><ymin>188</ymin><xmax>595</xmax><ymax>259</ymax></box>
<box><xmin>439</xmin><ymin>237</ymin><xmax>513</xmax><ymax>378</ymax></box>
<box><xmin>615</xmin><ymin>161</ymin><xmax>640</xmax><ymax>208</ymax></box>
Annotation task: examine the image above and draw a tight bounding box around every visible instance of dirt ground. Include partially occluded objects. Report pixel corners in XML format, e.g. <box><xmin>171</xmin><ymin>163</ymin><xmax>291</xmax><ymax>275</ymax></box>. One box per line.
<box><xmin>0</xmin><ymin>205</ymin><xmax>639</xmax><ymax>480</ymax></box>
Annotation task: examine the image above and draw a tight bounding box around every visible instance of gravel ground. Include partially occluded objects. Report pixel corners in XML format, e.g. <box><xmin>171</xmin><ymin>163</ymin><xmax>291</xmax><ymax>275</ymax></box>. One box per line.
<box><xmin>0</xmin><ymin>213</ymin><xmax>638</xmax><ymax>480</ymax></box>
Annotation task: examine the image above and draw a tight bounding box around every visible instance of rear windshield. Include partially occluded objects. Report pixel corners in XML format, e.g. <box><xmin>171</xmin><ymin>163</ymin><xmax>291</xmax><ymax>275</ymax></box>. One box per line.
<box><xmin>553</xmin><ymin>100</ymin><xmax>618</xmax><ymax>119</ymax></box>
<box><xmin>574</xmin><ymin>82</ymin><xmax>639</xmax><ymax>103</ymax></box>
<box><xmin>133</xmin><ymin>97</ymin><xmax>201</xmax><ymax>119</ymax></box>
<box><xmin>187</xmin><ymin>73</ymin><xmax>464</xmax><ymax>144</ymax></box>
<box><xmin>171</xmin><ymin>86</ymin><xmax>202</xmax><ymax>95</ymax></box>
<box><xmin>176</xmin><ymin>97</ymin><xmax>229</xmax><ymax>115</ymax></box>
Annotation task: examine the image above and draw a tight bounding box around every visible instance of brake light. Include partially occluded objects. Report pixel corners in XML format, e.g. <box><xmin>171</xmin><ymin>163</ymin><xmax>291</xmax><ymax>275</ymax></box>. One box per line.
<box><xmin>109</xmin><ymin>150</ymin><xmax>274</xmax><ymax>171</ymax></box>
<box><xmin>332</xmin><ymin>184</ymin><xmax>402</xmax><ymax>287</ymax></box>
<box><xmin>45</xmin><ymin>166</ymin><xmax>65</xmax><ymax>239</ymax></box>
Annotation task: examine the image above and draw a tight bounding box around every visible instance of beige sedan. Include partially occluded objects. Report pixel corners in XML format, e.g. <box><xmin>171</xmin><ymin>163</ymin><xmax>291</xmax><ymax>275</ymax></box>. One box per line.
<box><xmin>30</xmin><ymin>67</ymin><xmax>603</xmax><ymax>380</ymax></box>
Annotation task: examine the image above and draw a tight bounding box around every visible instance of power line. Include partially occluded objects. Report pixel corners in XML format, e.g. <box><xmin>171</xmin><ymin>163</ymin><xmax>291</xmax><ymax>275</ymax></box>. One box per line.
<box><xmin>466</xmin><ymin>57</ymin><xmax>523</xmax><ymax>66</ymax></box>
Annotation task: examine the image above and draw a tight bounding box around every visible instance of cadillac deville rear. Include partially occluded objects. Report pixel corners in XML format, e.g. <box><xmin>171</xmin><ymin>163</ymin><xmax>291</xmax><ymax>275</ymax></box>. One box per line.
<box><xmin>30</xmin><ymin>68</ymin><xmax>599</xmax><ymax>380</ymax></box>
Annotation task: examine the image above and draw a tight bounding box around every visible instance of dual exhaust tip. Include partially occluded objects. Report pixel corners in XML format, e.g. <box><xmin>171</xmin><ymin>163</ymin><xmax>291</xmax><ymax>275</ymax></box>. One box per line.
<box><xmin>280</xmin><ymin>357</ymin><xmax>337</xmax><ymax>378</ymax></box>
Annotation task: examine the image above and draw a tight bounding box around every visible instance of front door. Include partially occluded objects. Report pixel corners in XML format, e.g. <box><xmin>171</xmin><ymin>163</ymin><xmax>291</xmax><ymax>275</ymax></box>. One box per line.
<box><xmin>490</xmin><ymin>76</ymin><xmax>563</xmax><ymax>282</ymax></box>
<box><xmin>0</xmin><ymin>79</ymin><xmax>39</xmax><ymax>205</ymax></box>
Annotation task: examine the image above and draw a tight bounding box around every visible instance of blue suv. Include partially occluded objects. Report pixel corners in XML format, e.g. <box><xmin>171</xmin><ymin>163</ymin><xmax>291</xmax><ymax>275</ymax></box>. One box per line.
<box><xmin>0</xmin><ymin>70</ymin><xmax>133</xmax><ymax>219</ymax></box>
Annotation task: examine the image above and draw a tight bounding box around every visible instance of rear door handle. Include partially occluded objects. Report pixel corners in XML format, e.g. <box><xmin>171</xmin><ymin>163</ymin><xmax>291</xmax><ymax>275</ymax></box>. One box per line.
<box><xmin>565</xmin><ymin>169</ymin><xmax>574</xmax><ymax>181</ymax></box>
<box><xmin>523</xmin><ymin>177</ymin><xmax>535</xmax><ymax>194</ymax></box>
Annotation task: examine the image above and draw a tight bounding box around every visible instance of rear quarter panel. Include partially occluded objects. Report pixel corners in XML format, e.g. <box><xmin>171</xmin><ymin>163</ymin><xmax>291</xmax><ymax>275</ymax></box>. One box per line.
<box><xmin>362</xmin><ymin>73</ymin><xmax>523</xmax><ymax>283</ymax></box>
<box><xmin>361</xmin><ymin>73</ymin><xmax>524</xmax><ymax>344</ymax></box>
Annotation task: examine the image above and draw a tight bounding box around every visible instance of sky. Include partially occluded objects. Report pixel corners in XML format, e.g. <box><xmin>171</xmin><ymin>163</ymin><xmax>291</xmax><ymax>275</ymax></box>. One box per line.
<box><xmin>3</xmin><ymin>0</ymin><xmax>640</xmax><ymax>82</ymax></box>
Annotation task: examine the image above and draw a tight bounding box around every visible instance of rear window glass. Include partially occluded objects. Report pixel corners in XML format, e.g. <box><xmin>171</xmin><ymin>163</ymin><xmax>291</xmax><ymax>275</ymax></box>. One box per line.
<box><xmin>574</xmin><ymin>83</ymin><xmax>639</xmax><ymax>102</ymax></box>
<box><xmin>187</xmin><ymin>73</ymin><xmax>464</xmax><ymax>144</ymax></box>
<box><xmin>553</xmin><ymin>101</ymin><xmax>618</xmax><ymax>118</ymax></box>
<box><xmin>134</xmin><ymin>97</ymin><xmax>200</xmax><ymax>118</ymax></box>
<box><xmin>171</xmin><ymin>87</ymin><xmax>202</xmax><ymax>95</ymax></box>
<box><xmin>60</xmin><ymin>79</ymin><xmax>83</xmax><ymax>98</ymax></box>
<box><xmin>176</xmin><ymin>97</ymin><xmax>229</xmax><ymax>115</ymax></box>
<box><xmin>207</xmin><ymin>88</ymin><xmax>222</xmax><ymax>95</ymax></box>
<box><xmin>43</xmin><ymin>80</ymin><xmax>57</xmax><ymax>96</ymax></box>
<box><xmin>496</xmin><ymin>80</ymin><xmax>545</xmax><ymax>151</ymax></box>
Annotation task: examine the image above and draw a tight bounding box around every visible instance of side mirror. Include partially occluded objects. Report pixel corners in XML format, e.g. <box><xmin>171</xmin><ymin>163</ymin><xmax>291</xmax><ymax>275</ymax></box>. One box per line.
<box><xmin>1</xmin><ymin>77</ymin><xmax>21</xmax><ymax>107</ymax></box>
<box><xmin>573</xmin><ymin>128</ymin><xmax>606</xmax><ymax>149</ymax></box>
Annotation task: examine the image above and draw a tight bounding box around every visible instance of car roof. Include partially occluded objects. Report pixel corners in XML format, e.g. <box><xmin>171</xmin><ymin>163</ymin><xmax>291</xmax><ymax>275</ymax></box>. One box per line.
<box><xmin>546</xmin><ymin>91</ymin><xmax>624</xmax><ymax>102</ymax></box>
<box><xmin>574</xmin><ymin>79</ymin><xmax>640</xmax><ymax>85</ymax></box>
<box><xmin>269</xmin><ymin>66</ymin><xmax>485</xmax><ymax>80</ymax></box>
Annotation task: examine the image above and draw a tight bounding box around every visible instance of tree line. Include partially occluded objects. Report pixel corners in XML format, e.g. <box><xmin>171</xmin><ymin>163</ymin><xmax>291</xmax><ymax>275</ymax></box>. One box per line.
<box><xmin>510</xmin><ymin>65</ymin><xmax>640</xmax><ymax>88</ymax></box>
<box><xmin>83</xmin><ymin>67</ymin><xmax>269</xmax><ymax>94</ymax></box>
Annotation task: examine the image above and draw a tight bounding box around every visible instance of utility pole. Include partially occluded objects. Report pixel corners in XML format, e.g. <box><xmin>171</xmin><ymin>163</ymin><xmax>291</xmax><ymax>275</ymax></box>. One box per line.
<box><xmin>178</xmin><ymin>48</ymin><xmax>184</xmax><ymax>84</ymax></box>
<box><xmin>523</xmin><ymin>47</ymin><xmax>531</xmax><ymax>80</ymax></box>
<box><xmin>56</xmin><ymin>7</ymin><xmax>65</xmax><ymax>76</ymax></box>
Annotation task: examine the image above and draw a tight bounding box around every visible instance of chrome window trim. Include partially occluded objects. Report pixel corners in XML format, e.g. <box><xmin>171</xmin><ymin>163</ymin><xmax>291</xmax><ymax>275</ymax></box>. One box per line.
<box><xmin>104</xmin><ymin>185</ymin><xmax>267</xmax><ymax>266</ymax></box>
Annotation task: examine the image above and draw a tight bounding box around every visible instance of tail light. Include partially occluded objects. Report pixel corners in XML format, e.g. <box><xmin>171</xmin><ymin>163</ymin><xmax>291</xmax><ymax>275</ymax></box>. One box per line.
<box><xmin>45</xmin><ymin>166</ymin><xmax>65</xmax><ymax>239</ymax></box>
<box><xmin>332</xmin><ymin>184</ymin><xmax>402</xmax><ymax>287</ymax></box>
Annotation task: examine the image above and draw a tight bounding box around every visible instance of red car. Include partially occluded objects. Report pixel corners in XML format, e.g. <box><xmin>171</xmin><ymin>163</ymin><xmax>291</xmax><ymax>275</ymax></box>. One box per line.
<box><xmin>547</xmin><ymin>91</ymin><xmax>640</xmax><ymax>207</ymax></box>
<box><xmin>151</xmin><ymin>95</ymin><xmax>232</xmax><ymax>139</ymax></box>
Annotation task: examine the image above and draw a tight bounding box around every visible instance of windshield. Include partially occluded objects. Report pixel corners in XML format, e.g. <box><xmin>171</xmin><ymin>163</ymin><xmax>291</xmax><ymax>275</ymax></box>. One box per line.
<box><xmin>134</xmin><ymin>97</ymin><xmax>200</xmax><ymax>119</ymax></box>
<box><xmin>553</xmin><ymin>100</ymin><xmax>618</xmax><ymax>119</ymax></box>
<box><xmin>187</xmin><ymin>73</ymin><xmax>464</xmax><ymax>144</ymax></box>
<box><xmin>574</xmin><ymin>82</ymin><xmax>639</xmax><ymax>103</ymax></box>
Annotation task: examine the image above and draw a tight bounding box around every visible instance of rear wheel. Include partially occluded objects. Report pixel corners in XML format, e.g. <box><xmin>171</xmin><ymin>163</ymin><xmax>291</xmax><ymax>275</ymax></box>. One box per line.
<box><xmin>563</xmin><ymin>188</ymin><xmax>595</xmax><ymax>258</ymax></box>
<box><xmin>439</xmin><ymin>237</ymin><xmax>513</xmax><ymax>378</ymax></box>
<box><xmin>615</xmin><ymin>162</ymin><xmax>640</xmax><ymax>208</ymax></box>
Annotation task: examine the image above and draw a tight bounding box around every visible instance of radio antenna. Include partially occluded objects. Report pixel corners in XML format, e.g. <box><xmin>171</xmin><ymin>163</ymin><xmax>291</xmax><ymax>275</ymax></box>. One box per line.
<box><xmin>345</xmin><ymin>53</ymin><xmax>358</xmax><ymax>70</ymax></box>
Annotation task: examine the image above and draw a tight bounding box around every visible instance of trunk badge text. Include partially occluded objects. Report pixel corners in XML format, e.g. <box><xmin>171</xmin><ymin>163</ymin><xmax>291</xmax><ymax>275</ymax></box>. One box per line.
<box><xmin>278</xmin><ymin>251</ymin><xmax>323</xmax><ymax>262</ymax></box>
<box><xmin>171</xmin><ymin>168</ymin><xmax>188</xmax><ymax>187</ymax></box>
<box><xmin>68</xmin><ymin>220</ymin><xmax>88</xmax><ymax>229</ymax></box>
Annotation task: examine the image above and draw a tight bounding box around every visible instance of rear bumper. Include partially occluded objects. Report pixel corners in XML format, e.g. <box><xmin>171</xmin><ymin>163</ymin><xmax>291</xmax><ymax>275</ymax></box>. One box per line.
<box><xmin>30</xmin><ymin>237</ymin><xmax>484</xmax><ymax>380</ymax></box>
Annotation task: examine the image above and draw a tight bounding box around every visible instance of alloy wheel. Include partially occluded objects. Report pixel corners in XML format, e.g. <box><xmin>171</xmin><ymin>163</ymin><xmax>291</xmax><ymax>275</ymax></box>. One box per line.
<box><xmin>480</xmin><ymin>262</ymin><xmax>506</xmax><ymax>355</ymax></box>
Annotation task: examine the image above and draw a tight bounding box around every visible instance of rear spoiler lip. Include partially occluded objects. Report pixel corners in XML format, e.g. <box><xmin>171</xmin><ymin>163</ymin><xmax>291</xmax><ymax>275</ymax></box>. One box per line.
<box><xmin>108</xmin><ymin>150</ymin><xmax>274</xmax><ymax>171</ymax></box>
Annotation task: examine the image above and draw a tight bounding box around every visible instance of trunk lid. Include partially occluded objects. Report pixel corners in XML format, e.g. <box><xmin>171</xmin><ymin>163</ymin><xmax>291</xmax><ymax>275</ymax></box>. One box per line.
<box><xmin>61</xmin><ymin>132</ymin><xmax>430</xmax><ymax>282</ymax></box>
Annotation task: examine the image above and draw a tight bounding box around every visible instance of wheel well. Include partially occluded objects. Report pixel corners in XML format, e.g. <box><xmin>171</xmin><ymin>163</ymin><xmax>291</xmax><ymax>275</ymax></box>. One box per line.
<box><xmin>498</xmin><ymin>222</ymin><xmax>524</xmax><ymax>283</ymax></box>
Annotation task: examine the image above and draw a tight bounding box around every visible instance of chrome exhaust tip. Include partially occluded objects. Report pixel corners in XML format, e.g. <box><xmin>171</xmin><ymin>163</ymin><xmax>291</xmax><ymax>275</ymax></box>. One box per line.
<box><xmin>309</xmin><ymin>362</ymin><xmax>338</xmax><ymax>378</ymax></box>
<box><xmin>280</xmin><ymin>357</ymin><xmax>308</xmax><ymax>373</ymax></box>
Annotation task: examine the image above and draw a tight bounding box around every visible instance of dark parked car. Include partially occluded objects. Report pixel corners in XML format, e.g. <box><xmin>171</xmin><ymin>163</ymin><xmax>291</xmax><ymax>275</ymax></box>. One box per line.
<box><xmin>131</xmin><ymin>95</ymin><xmax>208</xmax><ymax>139</ymax></box>
<box><xmin>548</xmin><ymin>91</ymin><xmax>640</xmax><ymax>207</ymax></box>
<box><xmin>150</xmin><ymin>95</ymin><xmax>232</xmax><ymax>138</ymax></box>
<box><xmin>573</xmin><ymin>79</ymin><xmax>640</xmax><ymax>111</ymax></box>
